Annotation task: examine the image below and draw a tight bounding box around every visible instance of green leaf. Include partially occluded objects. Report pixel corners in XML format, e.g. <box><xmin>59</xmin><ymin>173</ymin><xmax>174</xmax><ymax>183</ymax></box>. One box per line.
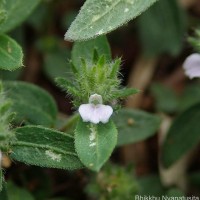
<box><xmin>162</xmin><ymin>103</ymin><xmax>200</xmax><ymax>168</ymax></box>
<box><xmin>0</xmin><ymin>9</ymin><xmax>7</xmax><ymax>26</ymax></box>
<box><xmin>113</xmin><ymin>109</ymin><xmax>161</xmax><ymax>146</ymax></box>
<box><xmin>166</xmin><ymin>188</ymin><xmax>185</xmax><ymax>196</ymax></box>
<box><xmin>138</xmin><ymin>175</ymin><xmax>165</xmax><ymax>196</ymax></box>
<box><xmin>0</xmin><ymin>183</ymin><xmax>8</xmax><ymax>200</ymax></box>
<box><xmin>86</xmin><ymin>163</ymin><xmax>138</xmax><ymax>199</ymax></box>
<box><xmin>0</xmin><ymin>169</ymin><xmax>2</xmax><ymax>192</ymax></box>
<box><xmin>75</xmin><ymin>119</ymin><xmax>117</xmax><ymax>171</ymax></box>
<box><xmin>43</xmin><ymin>48</ymin><xmax>71</xmax><ymax>83</ymax></box>
<box><xmin>0</xmin><ymin>34</ymin><xmax>23</xmax><ymax>71</ymax></box>
<box><xmin>3</xmin><ymin>81</ymin><xmax>57</xmax><ymax>127</ymax></box>
<box><xmin>189</xmin><ymin>171</ymin><xmax>200</xmax><ymax>188</ymax></box>
<box><xmin>72</xmin><ymin>36</ymin><xmax>111</xmax><ymax>67</ymax></box>
<box><xmin>113</xmin><ymin>88</ymin><xmax>140</xmax><ymax>99</ymax></box>
<box><xmin>188</xmin><ymin>28</ymin><xmax>200</xmax><ymax>53</ymax></box>
<box><xmin>0</xmin><ymin>68</ymin><xmax>22</xmax><ymax>80</ymax></box>
<box><xmin>138</xmin><ymin>0</ymin><xmax>186</xmax><ymax>56</ymax></box>
<box><xmin>11</xmin><ymin>126</ymin><xmax>83</xmax><ymax>170</ymax></box>
<box><xmin>7</xmin><ymin>181</ymin><xmax>34</xmax><ymax>200</ymax></box>
<box><xmin>65</xmin><ymin>0</ymin><xmax>158</xmax><ymax>41</ymax></box>
<box><xmin>150</xmin><ymin>83</ymin><xmax>179</xmax><ymax>114</ymax></box>
<box><xmin>21</xmin><ymin>167</ymin><xmax>51</xmax><ymax>200</ymax></box>
<box><xmin>178</xmin><ymin>83</ymin><xmax>200</xmax><ymax>112</ymax></box>
<box><xmin>0</xmin><ymin>0</ymin><xmax>41</xmax><ymax>33</ymax></box>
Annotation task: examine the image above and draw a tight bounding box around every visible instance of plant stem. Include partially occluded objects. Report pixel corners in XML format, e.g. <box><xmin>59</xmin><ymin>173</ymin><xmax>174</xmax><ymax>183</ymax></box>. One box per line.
<box><xmin>59</xmin><ymin>113</ymin><xmax>79</xmax><ymax>132</ymax></box>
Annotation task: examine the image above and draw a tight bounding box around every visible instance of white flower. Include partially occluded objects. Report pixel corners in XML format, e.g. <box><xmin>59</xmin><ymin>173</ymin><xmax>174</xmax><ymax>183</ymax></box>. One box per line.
<box><xmin>78</xmin><ymin>94</ymin><xmax>113</xmax><ymax>124</ymax></box>
<box><xmin>183</xmin><ymin>53</ymin><xmax>200</xmax><ymax>79</ymax></box>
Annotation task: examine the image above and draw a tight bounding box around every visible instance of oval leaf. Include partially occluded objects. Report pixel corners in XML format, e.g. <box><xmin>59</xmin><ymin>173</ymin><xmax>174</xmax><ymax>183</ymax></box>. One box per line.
<box><xmin>11</xmin><ymin>126</ymin><xmax>83</xmax><ymax>170</ymax></box>
<box><xmin>65</xmin><ymin>0</ymin><xmax>158</xmax><ymax>41</ymax></box>
<box><xmin>0</xmin><ymin>0</ymin><xmax>40</xmax><ymax>33</ymax></box>
<box><xmin>0</xmin><ymin>34</ymin><xmax>23</xmax><ymax>71</ymax></box>
<box><xmin>3</xmin><ymin>81</ymin><xmax>57</xmax><ymax>127</ymax></box>
<box><xmin>113</xmin><ymin>109</ymin><xmax>161</xmax><ymax>146</ymax></box>
<box><xmin>162</xmin><ymin>103</ymin><xmax>200</xmax><ymax>168</ymax></box>
<box><xmin>150</xmin><ymin>83</ymin><xmax>179</xmax><ymax>114</ymax></box>
<box><xmin>7</xmin><ymin>182</ymin><xmax>34</xmax><ymax>200</ymax></box>
<box><xmin>72</xmin><ymin>36</ymin><xmax>111</xmax><ymax>67</ymax></box>
<box><xmin>75</xmin><ymin>119</ymin><xmax>117</xmax><ymax>171</ymax></box>
<box><xmin>138</xmin><ymin>0</ymin><xmax>186</xmax><ymax>56</ymax></box>
<box><xmin>0</xmin><ymin>170</ymin><xmax>2</xmax><ymax>192</ymax></box>
<box><xmin>0</xmin><ymin>183</ymin><xmax>8</xmax><ymax>200</ymax></box>
<box><xmin>44</xmin><ymin>48</ymin><xmax>71</xmax><ymax>83</ymax></box>
<box><xmin>178</xmin><ymin>83</ymin><xmax>200</xmax><ymax>112</ymax></box>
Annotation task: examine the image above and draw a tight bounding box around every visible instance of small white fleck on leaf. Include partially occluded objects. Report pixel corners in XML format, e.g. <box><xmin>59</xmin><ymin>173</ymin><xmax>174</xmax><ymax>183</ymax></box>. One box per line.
<box><xmin>124</xmin><ymin>8</ymin><xmax>129</xmax><ymax>13</ymax></box>
<box><xmin>45</xmin><ymin>150</ymin><xmax>61</xmax><ymax>162</ymax></box>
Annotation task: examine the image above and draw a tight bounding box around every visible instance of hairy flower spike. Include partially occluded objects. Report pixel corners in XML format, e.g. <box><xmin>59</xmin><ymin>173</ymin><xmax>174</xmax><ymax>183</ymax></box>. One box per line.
<box><xmin>56</xmin><ymin>52</ymin><xmax>139</xmax><ymax>109</ymax></box>
<box><xmin>79</xmin><ymin>94</ymin><xmax>113</xmax><ymax>124</ymax></box>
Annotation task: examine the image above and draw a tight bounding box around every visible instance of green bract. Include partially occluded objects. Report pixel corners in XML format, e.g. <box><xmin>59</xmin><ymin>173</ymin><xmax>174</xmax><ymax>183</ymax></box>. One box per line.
<box><xmin>188</xmin><ymin>28</ymin><xmax>200</xmax><ymax>53</ymax></box>
<box><xmin>72</xmin><ymin>36</ymin><xmax>111</xmax><ymax>67</ymax></box>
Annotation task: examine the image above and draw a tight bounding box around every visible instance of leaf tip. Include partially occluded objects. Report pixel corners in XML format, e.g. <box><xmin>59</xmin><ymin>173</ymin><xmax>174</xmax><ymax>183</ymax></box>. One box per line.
<box><xmin>64</xmin><ymin>31</ymin><xmax>74</xmax><ymax>42</ymax></box>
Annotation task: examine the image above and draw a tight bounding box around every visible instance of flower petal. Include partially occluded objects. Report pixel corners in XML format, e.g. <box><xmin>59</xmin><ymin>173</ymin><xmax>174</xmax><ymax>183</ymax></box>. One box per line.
<box><xmin>185</xmin><ymin>68</ymin><xmax>200</xmax><ymax>79</ymax></box>
<box><xmin>96</xmin><ymin>105</ymin><xmax>113</xmax><ymax>123</ymax></box>
<box><xmin>183</xmin><ymin>53</ymin><xmax>200</xmax><ymax>79</ymax></box>
<box><xmin>79</xmin><ymin>104</ymin><xmax>101</xmax><ymax>124</ymax></box>
<box><xmin>78</xmin><ymin>104</ymin><xmax>113</xmax><ymax>124</ymax></box>
<box><xmin>78</xmin><ymin>104</ymin><xmax>93</xmax><ymax>122</ymax></box>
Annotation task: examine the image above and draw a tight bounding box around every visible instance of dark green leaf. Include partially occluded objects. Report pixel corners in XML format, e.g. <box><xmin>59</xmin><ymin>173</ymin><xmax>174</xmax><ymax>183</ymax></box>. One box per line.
<box><xmin>178</xmin><ymin>83</ymin><xmax>200</xmax><ymax>112</ymax></box>
<box><xmin>189</xmin><ymin>171</ymin><xmax>200</xmax><ymax>188</ymax></box>
<box><xmin>65</xmin><ymin>0</ymin><xmax>158</xmax><ymax>41</ymax></box>
<box><xmin>11</xmin><ymin>126</ymin><xmax>83</xmax><ymax>170</ymax></box>
<box><xmin>0</xmin><ymin>0</ymin><xmax>41</xmax><ymax>33</ymax></box>
<box><xmin>0</xmin><ymin>34</ymin><xmax>23</xmax><ymax>71</ymax></box>
<box><xmin>151</xmin><ymin>83</ymin><xmax>179</xmax><ymax>114</ymax></box>
<box><xmin>7</xmin><ymin>181</ymin><xmax>34</xmax><ymax>200</ymax></box>
<box><xmin>3</xmin><ymin>81</ymin><xmax>57</xmax><ymax>127</ymax></box>
<box><xmin>0</xmin><ymin>182</ymin><xmax>8</xmax><ymax>200</ymax></box>
<box><xmin>0</xmin><ymin>169</ymin><xmax>2</xmax><ymax>192</ymax></box>
<box><xmin>138</xmin><ymin>175</ymin><xmax>165</xmax><ymax>196</ymax></box>
<box><xmin>113</xmin><ymin>109</ymin><xmax>161</xmax><ymax>146</ymax></box>
<box><xmin>0</xmin><ymin>68</ymin><xmax>22</xmax><ymax>80</ymax></box>
<box><xmin>162</xmin><ymin>103</ymin><xmax>200</xmax><ymax>168</ymax></box>
<box><xmin>138</xmin><ymin>0</ymin><xmax>186</xmax><ymax>56</ymax></box>
<box><xmin>72</xmin><ymin>36</ymin><xmax>111</xmax><ymax>68</ymax></box>
<box><xmin>166</xmin><ymin>188</ymin><xmax>184</xmax><ymax>196</ymax></box>
<box><xmin>43</xmin><ymin>48</ymin><xmax>71</xmax><ymax>83</ymax></box>
<box><xmin>75</xmin><ymin>119</ymin><xmax>117</xmax><ymax>171</ymax></box>
<box><xmin>113</xmin><ymin>88</ymin><xmax>140</xmax><ymax>99</ymax></box>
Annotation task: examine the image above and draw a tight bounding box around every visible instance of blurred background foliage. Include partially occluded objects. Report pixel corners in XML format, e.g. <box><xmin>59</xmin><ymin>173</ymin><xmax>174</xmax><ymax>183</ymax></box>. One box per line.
<box><xmin>1</xmin><ymin>0</ymin><xmax>200</xmax><ymax>199</ymax></box>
